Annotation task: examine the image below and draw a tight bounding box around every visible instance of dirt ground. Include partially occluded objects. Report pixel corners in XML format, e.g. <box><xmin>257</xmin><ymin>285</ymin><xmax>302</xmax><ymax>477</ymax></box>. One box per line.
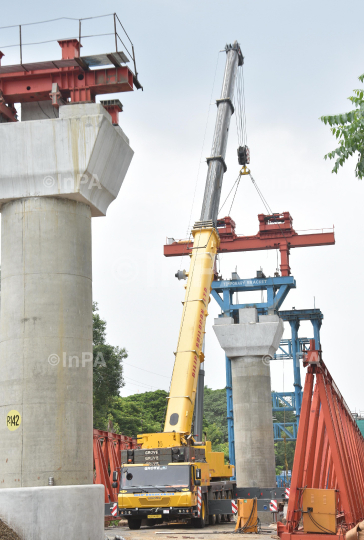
<box><xmin>0</xmin><ymin>519</ymin><xmax>20</xmax><ymax>540</ymax></box>
<box><xmin>105</xmin><ymin>520</ymin><xmax>278</xmax><ymax>540</ymax></box>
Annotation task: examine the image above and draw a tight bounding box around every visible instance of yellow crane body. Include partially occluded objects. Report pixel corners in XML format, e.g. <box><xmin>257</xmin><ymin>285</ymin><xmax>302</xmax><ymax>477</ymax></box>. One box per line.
<box><xmin>138</xmin><ymin>225</ymin><xmax>219</xmax><ymax>448</ymax></box>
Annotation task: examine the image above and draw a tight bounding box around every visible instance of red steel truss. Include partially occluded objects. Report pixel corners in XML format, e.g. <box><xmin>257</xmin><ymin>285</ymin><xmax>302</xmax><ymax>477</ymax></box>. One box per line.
<box><xmin>93</xmin><ymin>429</ymin><xmax>138</xmax><ymax>505</ymax></box>
<box><xmin>164</xmin><ymin>213</ymin><xmax>335</xmax><ymax>276</ymax></box>
<box><xmin>0</xmin><ymin>39</ymin><xmax>137</xmax><ymax>122</ymax></box>
<box><xmin>278</xmin><ymin>341</ymin><xmax>364</xmax><ymax>540</ymax></box>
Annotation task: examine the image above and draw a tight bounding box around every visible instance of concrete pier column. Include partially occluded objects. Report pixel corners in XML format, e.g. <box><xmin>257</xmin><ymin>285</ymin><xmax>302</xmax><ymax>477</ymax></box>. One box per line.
<box><xmin>0</xmin><ymin>103</ymin><xmax>134</xmax><ymax>539</ymax></box>
<box><xmin>213</xmin><ymin>308</ymin><xmax>284</xmax><ymax>487</ymax></box>
<box><xmin>0</xmin><ymin>197</ymin><xmax>92</xmax><ymax>487</ymax></box>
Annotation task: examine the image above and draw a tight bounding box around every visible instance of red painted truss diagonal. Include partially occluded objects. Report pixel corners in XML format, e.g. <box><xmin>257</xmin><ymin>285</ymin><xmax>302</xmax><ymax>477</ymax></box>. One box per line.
<box><xmin>93</xmin><ymin>429</ymin><xmax>138</xmax><ymax>504</ymax></box>
<box><xmin>278</xmin><ymin>340</ymin><xmax>364</xmax><ymax>540</ymax></box>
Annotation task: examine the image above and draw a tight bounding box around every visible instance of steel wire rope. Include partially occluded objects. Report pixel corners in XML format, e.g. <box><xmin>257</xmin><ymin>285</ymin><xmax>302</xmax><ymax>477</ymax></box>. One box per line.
<box><xmin>122</xmin><ymin>361</ymin><xmax>170</xmax><ymax>379</ymax></box>
<box><xmin>228</xmin><ymin>176</ymin><xmax>241</xmax><ymax>216</ymax></box>
<box><xmin>241</xmin><ymin>65</ymin><xmax>248</xmax><ymax>145</ymax></box>
<box><xmin>234</xmin><ymin>69</ymin><xmax>243</xmax><ymax>145</ymax></box>
<box><xmin>177</xmin><ymin>50</ymin><xmax>222</xmax><ymax>273</ymax></box>
<box><xmin>249</xmin><ymin>172</ymin><xmax>291</xmax><ymax>261</ymax></box>
<box><xmin>218</xmin><ymin>172</ymin><xmax>241</xmax><ymax>214</ymax></box>
<box><xmin>234</xmin><ymin>63</ymin><xmax>247</xmax><ymax>147</ymax></box>
<box><xmin>124</xmin><ymin>376</ymin><xmax>160</xmax><ymax>391</ymax></box>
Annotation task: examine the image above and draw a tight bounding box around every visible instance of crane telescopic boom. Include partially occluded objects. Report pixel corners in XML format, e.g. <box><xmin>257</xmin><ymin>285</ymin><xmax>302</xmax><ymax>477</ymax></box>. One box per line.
<box><xmin>200</xmin><ymin>42</ymin><xmax>243</xmax><ymax>225</ymax></box>
<box><xmin>139</xmin><ymin>42</ymin><xmax>243</xmax><ymax>449</ymax></box>
<box><xmin>163</xmin><ymin>42</ymin><xmax>243</xmax><ymax>439</ymax></box>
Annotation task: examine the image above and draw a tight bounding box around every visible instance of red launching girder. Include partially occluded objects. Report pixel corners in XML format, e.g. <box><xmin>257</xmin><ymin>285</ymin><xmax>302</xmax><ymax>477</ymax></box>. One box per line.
<box><xmin>278</xmin><ymin>342</ymin><xmax>364</xmax><ymax>540</ymax></box>
<box><xmin>0</xmin><ymin>39</ymin><xmax>137</xmax><ymax>121</ymax></box>
<box><xmin>164</xmin><ymin>213</ymin><xmax>335</xmax><ymax>276</ymax></box>
<box><xmin>93</xmin><ymin>429</ymin><xmax>138</xmax><ymax>504</ymax></box>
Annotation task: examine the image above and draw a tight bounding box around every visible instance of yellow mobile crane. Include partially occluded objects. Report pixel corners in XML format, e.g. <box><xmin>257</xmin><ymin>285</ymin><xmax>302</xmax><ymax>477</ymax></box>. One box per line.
<box><xmin>117</xmin><ymin>41</ymin><xmax>245</xmax><ymax>530</ymax></box>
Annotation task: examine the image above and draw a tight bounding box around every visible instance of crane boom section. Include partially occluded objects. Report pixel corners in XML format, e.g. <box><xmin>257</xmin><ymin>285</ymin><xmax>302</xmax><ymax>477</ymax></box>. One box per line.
<box><xmin>164</xmin><ymin>226</ymin><xmax>219</xmax><ymax>434</ymax></box>
<box><xmin>138</xmin><ymin>42</ymin><xmax>242</xmax><ymax>450</ymax></box>
<box><xmin>200</xmin><ymin>42</ymin><xmax>242</xmax><ymax>225</ymax></box>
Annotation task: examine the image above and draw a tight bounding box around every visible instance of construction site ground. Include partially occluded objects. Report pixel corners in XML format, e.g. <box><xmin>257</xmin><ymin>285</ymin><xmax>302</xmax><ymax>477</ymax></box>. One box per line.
<box><xmin>105</xmin><ymin>521</ymin><xmax>278</xmax><ymax>540</ymax></box>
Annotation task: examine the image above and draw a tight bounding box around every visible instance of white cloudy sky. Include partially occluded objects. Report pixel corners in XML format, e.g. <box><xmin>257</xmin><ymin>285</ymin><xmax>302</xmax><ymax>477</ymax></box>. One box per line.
<box><xmin>1</xmin><ymin>0</ymin><xmax>364</xmax><ymax>411</ymax></box>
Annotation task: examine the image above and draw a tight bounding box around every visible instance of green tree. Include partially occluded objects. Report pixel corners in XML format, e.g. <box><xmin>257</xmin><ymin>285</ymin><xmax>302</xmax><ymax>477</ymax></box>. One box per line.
<box><xmin>273</xmin><ymin>409</ymin><xmax>297</xmax><ymax>474</ymax></box>
<box><xmin>203</xmin><ymin>387</ymin><xmax>228</xmax><ymax>443</ymax></box>
<box><xmin>93</xmin><ymin>302</ymin><xmax>126</xmax><ymax>430</ymax></box>
<box><xmin>321</xmin><ymin>74</ymin><xmax>364</xmax><ymax>178</ymax></box>
<box><xmin>106</xmin><ymin>390</ymin><xmax>168</xmax><ymax>437</ymax></box>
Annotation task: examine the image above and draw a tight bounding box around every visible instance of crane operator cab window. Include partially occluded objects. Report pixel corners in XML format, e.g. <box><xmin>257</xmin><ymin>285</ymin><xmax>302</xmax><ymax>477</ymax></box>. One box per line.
<box><xmin>121</xmin><ymin>465</ymin><xmax>191</xmax><ymax>491</ymax></box>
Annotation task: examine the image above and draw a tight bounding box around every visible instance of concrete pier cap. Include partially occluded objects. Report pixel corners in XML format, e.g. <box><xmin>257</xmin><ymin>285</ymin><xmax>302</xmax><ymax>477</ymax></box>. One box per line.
<box><xmin>213</xmin><ymin>307</ymin><xmax>284</xmax><ymax>488</ymax></box>
<box><xmin>0</xmin><ymin>102</ymin><xmax>134</xmax><ymax>216</ymax></box>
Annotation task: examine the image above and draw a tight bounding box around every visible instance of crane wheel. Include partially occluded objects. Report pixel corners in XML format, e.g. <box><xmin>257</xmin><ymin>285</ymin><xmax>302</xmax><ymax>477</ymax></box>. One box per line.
<box><xmin>216</xmin><ymin>492</ymin><xmax>222</xmax><ymax>524</ymax></box>
<box><xmin>209</xmin><ymin>493</ymin><xmax>216</xmax><ymax>525</ymax></box>
<box><xmin>192</xmin><ymin>495</ymin><xmax>207</xmax><ymax>528</ymax></box>
<box><xmin>128</xmin><ymin>518</ymin><xmax>142</xmax><ymax>530</ymax></box>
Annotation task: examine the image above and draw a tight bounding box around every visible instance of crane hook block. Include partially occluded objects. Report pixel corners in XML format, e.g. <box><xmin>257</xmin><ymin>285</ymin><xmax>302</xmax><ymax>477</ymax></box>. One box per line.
<box><xmin>237</xmin><ymin>145</ymin><xmax>250</xmax><ymax>166</ymax></box>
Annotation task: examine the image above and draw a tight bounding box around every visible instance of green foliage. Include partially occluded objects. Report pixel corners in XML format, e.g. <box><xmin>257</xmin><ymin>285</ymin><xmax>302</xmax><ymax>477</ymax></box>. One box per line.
<box><xmin>321</xmin><ymin>74</ymin><xmax>364</xmax><ymax>178</ymax></box>
<box><xmin>93</xmin><ymin>302</ymin><xmax>126</xmax><ymax>430</ymax></box>
<box><xmin>203</xmin><ymin>387</ymin><xmax>228</xmax><ymax>442</ymax></box>
<box><xmin>273</xmin><ymin>409</ymin><xmax>296</xmax><ymax>474</ymax></box>
<box><xmin>202</xmin><ymin>387</ymin><xmax>229</xmax><ymax>461</ymax></box>
<box><xmin>107</xmin><ymin>390</ymin><xmax>169</xmax><ymax>437</ymax></box>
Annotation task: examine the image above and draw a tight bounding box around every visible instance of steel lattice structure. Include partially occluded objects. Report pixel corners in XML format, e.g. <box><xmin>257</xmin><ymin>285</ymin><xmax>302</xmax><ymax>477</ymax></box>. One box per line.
<box><xmin>278</xmin><ymin>341</ymin><xmax>364</xmax><ymax>540</ymax></box>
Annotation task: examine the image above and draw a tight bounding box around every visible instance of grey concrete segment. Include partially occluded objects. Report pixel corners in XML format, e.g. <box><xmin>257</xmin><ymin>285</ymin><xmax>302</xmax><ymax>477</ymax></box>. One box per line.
<box><xmin>59</xmin><ymin>102</ymin><xmax>111</xmax><ymax>122</ymax></box>
<box><xmin>213</xmin><ymin>316</ymin><xmax>234</xmax><ymax>326</ymax></box>
<box><xmin>0</xmin><ymin>485</ymin><xmax>104</xmax><ymax>540</ymax></box>
<box><xmin>213</xmin><ymin>308</ymin><xmax>284</xmax><ymax>488</ymax></box>
<box><xmin>0</xmin><ymin>103</ymin><xmax>134</xmax><ymax>216</ymax></box>
<box><xmin>214</xmin><ymin>308</ymin><xmax>283</xmax><ymax>359</ymax></box>
<box><xmin>0</xmin><ymin>197</ymin><xmax>93</xmax><ymax>487</ymax></box>
<box><xmin>239</xmin><ymin>307</ymin><xmax>258</xmax><ymax>323</ymax></box>
<box><xmin>21</xmin><ymin>101</ymin><xmax>59</xmax><ymax>121</ymax></box>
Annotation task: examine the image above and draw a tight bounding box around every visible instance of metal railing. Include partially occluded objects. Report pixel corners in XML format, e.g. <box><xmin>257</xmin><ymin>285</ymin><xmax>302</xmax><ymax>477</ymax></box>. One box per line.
<box><xmin>0</xmin><ymin>13</ymin><xmax>139</xmax><ymax>80</ymax></box>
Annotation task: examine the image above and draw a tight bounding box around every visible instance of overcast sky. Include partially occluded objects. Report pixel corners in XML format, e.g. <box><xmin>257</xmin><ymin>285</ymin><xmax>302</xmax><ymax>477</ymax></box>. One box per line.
<box><xmin>1</xmin><ymin>0</ymin><xmax>364</xmax><ymax>412</ymax></box>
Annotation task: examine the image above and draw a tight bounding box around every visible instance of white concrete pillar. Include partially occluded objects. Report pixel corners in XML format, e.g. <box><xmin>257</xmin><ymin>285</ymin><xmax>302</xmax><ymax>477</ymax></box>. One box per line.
<box><xmin>0</xmin><ymin>103</ymin><xmax>134</xmax><ymax>494</ymax></box>
<box><xmin>213</xmin><ymin>308</ymin><xmax>284</xmax><ymax>487</ymax></box>
<box><xmin>0</xmin><ymin>197</ymin><xmax>92</xmax><ymax>486</ymax></box>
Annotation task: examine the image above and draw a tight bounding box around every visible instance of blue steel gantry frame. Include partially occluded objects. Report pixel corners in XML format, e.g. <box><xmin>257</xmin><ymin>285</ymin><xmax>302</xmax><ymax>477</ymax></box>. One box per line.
<box><xmin>211</xmin><ymin>276</ymin><xmax>323</xmax><ymax>475</ymax></box>
<box><xmin>273</xmin><ymin>310</ymin><xmax>323</xmax><ymax>442</ymax></box>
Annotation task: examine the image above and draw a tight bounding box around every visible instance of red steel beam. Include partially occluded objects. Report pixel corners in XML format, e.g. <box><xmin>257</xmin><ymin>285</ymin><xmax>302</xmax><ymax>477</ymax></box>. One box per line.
<box><xmin>302</xmin><ymin>384</ymin><xmax>320</xmax><ymax>488</ymax></box>
<box><xmin>312</xmin><ymin>410</ymin><xmax>325</xmax><ymax>488</ymax></box>
<box><xmin>164</xmin><ymin>230</ymin><xmax>335</xmax><ymax>257</ymax></box>
<box><xmin>0</xmin><ymin>66</ymin><xmax>133</xmax><ymax>104</ymax></box>
<box><xmin>0</xmin><ymin>39</ymin><xmax>136</xmax><ymax>112</ymax></box>
<box><xmin>164</xmin><ymin>213</ymin><xmax>335</xmax><ymax>276</ymax></box>
<box><xmin>285</xmin><ymin>368</ymin><xmax>314</xmax><ymax>530</ymax></box>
